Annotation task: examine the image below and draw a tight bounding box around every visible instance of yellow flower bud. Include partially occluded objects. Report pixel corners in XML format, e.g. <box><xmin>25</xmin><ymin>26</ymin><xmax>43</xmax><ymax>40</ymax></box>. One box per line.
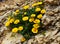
<box><xmin>18</xmin><ymin>26</ymin><xmax>23</xmax><ymax>31</ymax></box>
<box><xmin>24</xmin><ymin>12</ymin><xmax>27</xmax><ymax>15</ymax></box>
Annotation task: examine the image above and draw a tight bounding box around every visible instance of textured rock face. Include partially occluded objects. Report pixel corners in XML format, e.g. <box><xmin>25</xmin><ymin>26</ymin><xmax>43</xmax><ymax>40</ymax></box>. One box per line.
<box><xmin>0</xmin><ymin>0</ymin><xmax>39</xmax><ymax>15</ymax></box>
<box><xmin>42</xmin><ymin>4</ymin><xmax>60</xmax><ymax>30</ymax></box>
<box><xmin>0</xmin><ymin>0</ymin><xmax>24</xmax><ymax>15</ymax></box>
<box><xmin>2</xmin><ymin>32</ymin><xmax>23</xmax><ymax>44</ymax></box>
<box><xmin>26</xmin><ymin>0</ymin><xmax>60</xmax><ymax>44</ymax></box>
<box><xmin>0</xmin><ymin>0</ymin><xmax>60</xmax><ymax>44</ymax></box>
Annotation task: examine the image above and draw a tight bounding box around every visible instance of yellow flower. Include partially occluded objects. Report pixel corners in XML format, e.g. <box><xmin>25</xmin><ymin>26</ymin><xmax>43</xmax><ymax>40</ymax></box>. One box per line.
<box><xmin>14</xmin><ymin>19</ymin><xmax>20</xmax><ymax>24</ymax></box>
<box><xmin>37</xmin><ymin>14</ymin><xmax>42</xmax><ymax>19</ymax></box>
<box><xmin>21</xmin><ymin>37</ymin><xmax>26</xmax><ymax>42</ymax></box>
<box><xmin>9</xmin><ymin>18</ymin><xmax>14</xmax><ymax>23</ymax></box>
<box><xmin>12</xmin><ymin>28</ymin><xmax>18</xmax><ymax>33</ymax></box>
<box><xmin>41</xmin><ymin>9</ymin><xmax>46</xmax><ymax>14</ymax></box>
<box><xmin>32</xmin><ymin>28</ymin><xmax>38</xmax><ymax>33</ymax></box>
<box><xmin>15</xmin><ymin>9</ymin><xmax>20</xmax><ymax>13</ymax></box>
<box><xmin>34</xmin><ymin>19</ymin><xmax>40</xmax><ymax>23</ymax></box>
<box><xmin>22</xmin><ymin>16</ymin><xmax>28</xmax><ymax>21</ymax></box>
<box><xmin>29</xmin><ymin>18</ymin><xmax>34</xmax><ymax>22</ymax></box>
<box><xmin>18</xmin><ymin>26</ymin><xmax>23</xmax><ymax>31</ymax></box>
<box><xmin>37</xmin><ymin>2</ymin><xmax>42</xmax><ymax>5</ymax></box>
<box><xmin>32</xmin><ymin>2</ymin><xmax>42</xmax><ymax>7</ymax></box>
<box><xmin>24</xmin><ymin>12</ymin><xmax>27</xmax><ymax>15</ymax></box>
<box><xmin>31</xmin><ymin>14</ymin><xmax>36</xmax><ymax>17</ymax></box>
<box><xmin>33</xmin><ymin>24</ymin><xmax>40</xmax><ymax>28</ymax></box>
<box><xmin>13</xmin><ymin>12</ymin><xmax>19</xmax><ymax>16</ymax></box>
<box><xmin>5</xmin><ymin>21</ymin><xmax>10</xmax><ymax>26</ymax></box>
<box><xmin>23</xmin><ymin>5</ymin><xmax>29</xmax><ymax>10</ymax></box>
<box><xmin>35</xmin><ymin>7</ymin><xmax>41</xmax><ymax>12</ymax></box>
<box><xmin>32</xmin><ymin>3</ymin><xmax>37</xmax><ymax>7</ymax></box>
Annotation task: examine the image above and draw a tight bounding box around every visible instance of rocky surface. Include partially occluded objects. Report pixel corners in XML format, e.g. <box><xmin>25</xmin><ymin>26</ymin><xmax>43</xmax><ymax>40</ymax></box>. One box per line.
<box><xmin>24</xmin><ymin>1</ymin><xmax>60</xmax><ymax>43</ymax></box>
<box><xmin>0</xmin><ymin>0</ymin><xmax>38</xmax><ymax>15</ymax></box>
<box><xmin>2</xmin><ymin>32</ymin><xmax>23</xmax><ymax>44</ymax></box>
<box><xmin>0</xmin><ymin>0</ymin><xmax>60</xmax><ymax>44</ymax></box>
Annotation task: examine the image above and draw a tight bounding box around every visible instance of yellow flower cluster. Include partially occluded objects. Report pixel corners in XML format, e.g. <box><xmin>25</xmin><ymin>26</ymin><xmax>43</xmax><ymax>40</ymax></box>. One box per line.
<box><xmin>5</xmin><ymin>1</ymin><xmax>46</xmax><ymax>40</ymax></box>
<box><xmin>5</xmin><ymin>18</ymin><xmax>14</xmax><ymax>27</ymax></box>
<box><xmin>32</xmin><ymin>20</ymin><xmax>40</xmax><ymax>33</ymax></box>
<box><xmin>32</xmin><ymin>22</ymin><xmax>40</xmax><ymax>33</ymax></box>
<box><xmin>13</xmin><ymin>9</ymin><xmax>20</xmax><ymax>16</ymax></box>
<box><xmin>12</xmin><ymin>26</ymin><xmax>23</xmax><ymax>33</ymax></box>
<box><xmin>12</xmin><ymin>27</ymin><xmax>25</xmax><ymax>42</ymax></box>
<box><xmin>5</xmin><ymin>18</ymin><xmax>20</xmax><ymax>26</ymax></box>
<box><xmin>29</xmin><ymin>18</ymin><xmax>34</xmax><ymax>22</ymax></box>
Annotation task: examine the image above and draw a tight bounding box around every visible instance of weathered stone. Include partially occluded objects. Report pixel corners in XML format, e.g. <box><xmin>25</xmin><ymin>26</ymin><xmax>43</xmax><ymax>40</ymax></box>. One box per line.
<box><xmin>46</xmin><ymin>11</ymin><xmax>54</xmax><ymax>15</ymax></box>
<box><xmin>2</xmin><ymin>32</ymin><xmax>23</xmax><ymax>44</ymax></box>
<box><xmin>45</xmin><ymin>0</ymin><xmax>53</xmax><ymax>3</ymax></box>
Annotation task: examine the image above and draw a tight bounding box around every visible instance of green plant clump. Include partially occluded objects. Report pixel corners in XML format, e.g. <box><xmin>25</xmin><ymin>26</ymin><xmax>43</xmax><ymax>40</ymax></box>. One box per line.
<box><xmin>5</xmin><ymin>1</ymin><xmax>46</xmax><ymax>42</ymax></box>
